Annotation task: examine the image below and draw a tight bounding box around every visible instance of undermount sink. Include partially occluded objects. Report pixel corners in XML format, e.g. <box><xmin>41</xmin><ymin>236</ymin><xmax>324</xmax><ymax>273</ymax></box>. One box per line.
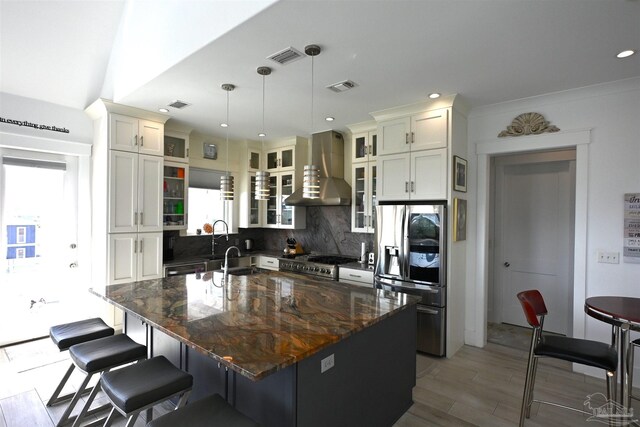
<box><xmin>226</xmin><ymin>266</ymin><xmax>266</xmax><ymax>276</ymax></box>
<box><xmin>205</xmin><ymin>256</ymin><xmax>253</xmax><ymax>272</ymax></box>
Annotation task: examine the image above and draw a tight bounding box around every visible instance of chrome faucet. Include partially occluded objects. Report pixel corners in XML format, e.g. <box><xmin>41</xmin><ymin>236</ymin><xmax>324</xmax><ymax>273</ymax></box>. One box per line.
<box><xmin>211</xmin><ymin>219</ymin><xmax>229</xmax><ymax>257</ymax></box>
<box><xmin>223</xmin><ymin>246</ymin><xmax>242</xmax><ymax>280</ymax></box>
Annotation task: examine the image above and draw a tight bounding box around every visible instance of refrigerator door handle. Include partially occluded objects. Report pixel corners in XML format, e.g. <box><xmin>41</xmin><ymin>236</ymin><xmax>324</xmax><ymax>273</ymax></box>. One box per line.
<box><xmin>416</xmin><ymin>306</ymin><xmax>439</xmax><ymax>315</ymax></box>
<box><xmin>402</xmin><ymin>205</ymin><xmax>410</xmax><ymax>280</ymax></box>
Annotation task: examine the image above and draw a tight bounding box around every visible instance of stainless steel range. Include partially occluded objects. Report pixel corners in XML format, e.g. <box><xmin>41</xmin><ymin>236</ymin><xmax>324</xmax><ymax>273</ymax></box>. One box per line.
<box><xmin>279</xmin><ymin>254</ymin><xmax>359</xmax><ymax>280</ymax></box>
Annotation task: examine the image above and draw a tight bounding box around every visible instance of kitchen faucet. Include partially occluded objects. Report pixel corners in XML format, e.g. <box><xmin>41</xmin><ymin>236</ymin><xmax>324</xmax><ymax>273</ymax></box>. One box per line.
<box><xmin>211</xmin><ymin>219</ymin><xmax>229</xmax><ymax>257</ymax></box>
<box><xmin>223</xmin><ymin>246</ymin><xmax>241</xmax><ymax>280</ymax></box>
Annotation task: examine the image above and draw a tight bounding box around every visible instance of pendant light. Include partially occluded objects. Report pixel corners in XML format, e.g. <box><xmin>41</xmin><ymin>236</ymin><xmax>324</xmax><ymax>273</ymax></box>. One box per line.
<box><xmin>220</xmin><ymin>83</ymin><xmax>235</xmax><ymax>201</ymax></box>
<box><xmin>255</xmin><ymin>66</ymin><xmax>271</xmax><ymax>200</ymax></box>
<box><xmin>302</xmin><ymin>44</ymin><xmax>320</xmax><ymax>199</ymax></box>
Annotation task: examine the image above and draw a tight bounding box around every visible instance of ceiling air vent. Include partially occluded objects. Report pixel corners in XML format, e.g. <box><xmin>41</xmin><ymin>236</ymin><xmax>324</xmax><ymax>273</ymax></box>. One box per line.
<box><xmin>267</xmin><ymin>46</ymin><xmax>305</xmax><ymax>65</ymax></box>
<box><xmin>326</xmin><ymin>80</ymin><xmax>357</xmax><ymax>93</ymax></box>
<box><xmin>168</xmin><ymin>100</ymin><xmax>190</xmax><ymax>109</ymax></box>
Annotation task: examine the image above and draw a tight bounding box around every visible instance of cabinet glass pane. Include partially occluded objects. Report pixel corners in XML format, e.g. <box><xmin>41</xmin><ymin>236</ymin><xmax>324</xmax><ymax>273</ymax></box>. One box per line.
<box><xmin>354</xmin><ymin>167</ymin><xmax>366</xmax><ymax>229</ymax></box>
<box><xmin>281</xmin><ymin>149</ymin><xmax>293</xmax><ymax>168</ymax></box>
<box><xmin>371</xmin><ymin>165</ymin><xmax>377</xmax><ymax>229</ymax></box>
<box><xmin>280</xmin><ymin>174</ymin><xmax>293</xmax><ymax>225</ymax></box>
<box><xmin>266</xmin><ymin>176</ymin><xmax>277</xmax><ymax>224</ymax></box>
<box><xmin>371</xmin><ymin>134</ymin><xmax>377</xmax><ymax>157</ymax></box>
<box><xmin>267</xmin><ymin>152</ymin><xmax>279</xmax><ymax>170</ymax></box>
<box><xmin>355</xmin><ymin>136</ymin><xmax>367</xmax><ymax>160</ymax></box>
<box><xmin>163</xmin><ymin>165</ymin><xmax>186</xmax><ymax>226</ymax></box>
<box><xmin>164</xmin><ymin>135</ymin><xmax>186</xmax><ymax>158</ymax></box>
<box><xmin>249</xmin><ymin>152</ymin><xmax>260</xmax><ymax>170</ymax></box>
<box><xmin>250</xmin><ymin>176</ymin><xmax>259</xmax><ymax>225</ymax></box>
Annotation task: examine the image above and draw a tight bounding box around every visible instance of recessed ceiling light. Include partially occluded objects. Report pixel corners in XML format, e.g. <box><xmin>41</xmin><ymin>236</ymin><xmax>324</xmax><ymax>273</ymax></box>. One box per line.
<box><xmin>158</xmin><ymin>108</ymin><xmax>169</xmax><ymax>113</ymax></box>
<box><xmin>617</xmin><ymin>49</ymin><xmax>635</xmax><ymax>59</ymax></box>
<box><xmin>258</xmin><ymin>132</ymin><xmax>266</xmax><ymax>137</ymax></box>
<box><xmin>325</xmin><ymin>117</ymin><xmax>335</xmax><ymax>122</ymax></box>
<box><xmin>220</xmin><ymin>123</ymin><xmax>228</xmax><ymax>128</ymax></box>
<box><xmin>428</xmin><ymin>93</ymin><xmax>441</xmax><ymax>99</ymax></box>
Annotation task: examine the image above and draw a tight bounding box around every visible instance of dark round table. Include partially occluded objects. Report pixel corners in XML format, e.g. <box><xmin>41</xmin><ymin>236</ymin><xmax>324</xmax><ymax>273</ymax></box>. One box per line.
<box><xmin>585</xmin><ymin>296</ymin><xmax>640</xmax><ymax>409</ymax></box>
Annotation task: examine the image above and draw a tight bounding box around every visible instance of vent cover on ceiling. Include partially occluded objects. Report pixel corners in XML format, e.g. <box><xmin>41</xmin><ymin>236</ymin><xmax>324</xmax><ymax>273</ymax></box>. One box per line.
<box><xmin>267</xmin><ymin>46</ymin><xmax>305</xmax><ymax>65</ymax></box>
<box><xmin>168</xmin><ymin>100</ymin><xmax>190</xmax><ymax>109</ymax></box>
<box><xmin>326</xmin><ymin>80</ymin><xmax>357</xmax><ymax>93</ymax></box>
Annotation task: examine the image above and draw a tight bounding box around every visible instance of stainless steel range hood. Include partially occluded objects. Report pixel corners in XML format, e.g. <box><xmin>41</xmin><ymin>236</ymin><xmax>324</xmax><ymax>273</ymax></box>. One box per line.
<box><xmin>285</xmin><ymin>130</ymin><xmax>351</xmax><ymax>206</ymax></box>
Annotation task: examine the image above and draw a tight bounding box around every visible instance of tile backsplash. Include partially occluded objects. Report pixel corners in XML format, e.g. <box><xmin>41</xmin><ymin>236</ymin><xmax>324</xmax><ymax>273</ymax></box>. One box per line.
<box><xmin>165</xmin><ymin>206</ymin><xmax>374</xmax><ymax>261</ymax></box>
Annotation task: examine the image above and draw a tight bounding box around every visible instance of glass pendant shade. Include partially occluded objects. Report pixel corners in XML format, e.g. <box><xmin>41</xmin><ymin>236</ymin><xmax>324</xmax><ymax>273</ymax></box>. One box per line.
<box><xmin>255</xmin><ymin>170</ymin><xmax>270</xmax><ymax>200</ymax></box>
<box><xmin>302</xmin><ymin>164</ymin><xmax>320</xmax><ymax>199</ymax></box>
<box><xmin>220</xmin><ymin>173</ymin><xmax>234</xmax><ymax>200</ymax></box>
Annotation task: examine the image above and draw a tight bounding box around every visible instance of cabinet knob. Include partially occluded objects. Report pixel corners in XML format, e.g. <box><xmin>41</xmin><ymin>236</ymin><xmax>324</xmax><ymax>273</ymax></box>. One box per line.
<box><xmin>504</xmin><ymin>262</ymin><xmax>510</xmax><ymax>267</ymax></box>
<box><xmin>405</xmin><ymin>181</ymin><xmax>409</xmax><ymax>193</ymax></box>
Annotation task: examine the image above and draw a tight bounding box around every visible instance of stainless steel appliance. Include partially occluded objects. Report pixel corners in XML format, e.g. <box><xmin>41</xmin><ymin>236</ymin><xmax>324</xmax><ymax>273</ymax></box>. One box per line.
<box><xmin>375</xmin><ymin>202</ymin><xmax>446</xmax><ymax>356</ymax></box>
<box><xmin>279</xmin><ymin>254</ymin><xmax>359</xmax><ymax>281</ymax></box>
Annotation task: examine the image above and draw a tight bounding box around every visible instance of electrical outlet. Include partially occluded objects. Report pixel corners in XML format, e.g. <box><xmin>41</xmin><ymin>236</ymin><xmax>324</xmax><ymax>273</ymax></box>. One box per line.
<box><xmin>320</xmin><ymin>354</ymin><xmax>334</xmax><ymax>373</ymax></box>
<box><xmin>597</xmin><ymin>251</ymin><xmax>620</xmax><ymax>264</ymax></box>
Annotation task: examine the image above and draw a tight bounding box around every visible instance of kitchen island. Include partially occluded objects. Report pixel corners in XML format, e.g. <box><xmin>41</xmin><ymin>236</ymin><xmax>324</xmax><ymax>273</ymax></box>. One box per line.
<box><xmin>90</xmin><ymin>270</ymin><xmax>418</xmax><ymax>427</ymax></box>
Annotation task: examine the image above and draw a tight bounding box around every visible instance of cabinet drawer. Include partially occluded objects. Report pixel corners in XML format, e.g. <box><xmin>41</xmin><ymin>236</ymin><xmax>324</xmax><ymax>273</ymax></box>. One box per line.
<box><xmin>339</xmin><ymin>268</ymin><xmax>374</xmax><ymax>286</ymax></box>
<box><xmin>258</xmin><ymin>256</ymin><xmax>279</xmax><ymax>270</ymax></box>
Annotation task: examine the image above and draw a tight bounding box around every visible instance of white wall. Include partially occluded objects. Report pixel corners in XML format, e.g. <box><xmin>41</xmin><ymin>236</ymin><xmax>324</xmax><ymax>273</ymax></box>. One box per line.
<box><xmin>0</xmin><ymin>92</ymin><xmax>94</xmax><ymax>145</ymax></box>
<box><xmin>466</xmin><ymin>77</ymin><xmax>640</xmax><ymax>363</ymax></box>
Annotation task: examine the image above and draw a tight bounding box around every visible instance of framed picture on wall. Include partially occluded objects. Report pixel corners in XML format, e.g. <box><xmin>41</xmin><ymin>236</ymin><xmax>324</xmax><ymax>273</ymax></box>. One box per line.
<box><xmin>453</xmin><ymin>197</ymin><xmax>467</xmax><ymax>242</ymax></box>
<box><xmin>453</xmin><ymin>156</ymin><xmax>467</xmax><ymax>193</ymax></box>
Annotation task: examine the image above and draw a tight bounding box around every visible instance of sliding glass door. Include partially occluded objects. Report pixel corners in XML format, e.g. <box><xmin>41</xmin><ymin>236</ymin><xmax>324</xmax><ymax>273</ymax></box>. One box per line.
<box><xmin>0</xmin><ymin>148</ymin><xmax>85</xmax><ymax>346</ymax></box>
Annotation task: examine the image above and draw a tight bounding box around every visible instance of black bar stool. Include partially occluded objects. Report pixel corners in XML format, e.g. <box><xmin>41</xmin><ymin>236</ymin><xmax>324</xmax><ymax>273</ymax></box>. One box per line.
<box><xmin>630</xmin><ymin>338</ymin><xmax>640</xmax><ymax>401</ymax></box>
<box><xmin>146</xmin><ymin>394</ymin><xmax>260</xmax><ymax>427</ymax></box>
<box><xmin>48</xmin><ymin>318</ymin><xmax>114</xmax><ymax>407</ymax></box>
<box><xmin>93</xmin><ymin>355</ymin><xmax>193</xmax><ymax>427</ymax></box>
<box><xmin>54</xmin><ymin>333</ymin><xmax>147</xmax><ymax>427</ymax></box>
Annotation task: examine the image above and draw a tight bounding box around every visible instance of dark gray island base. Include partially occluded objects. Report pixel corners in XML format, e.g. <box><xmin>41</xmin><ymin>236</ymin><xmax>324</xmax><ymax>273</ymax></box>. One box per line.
<box><xmin>96</xmin><ymin>271</ymin><xmax>417</xmax><ymax>426</ymax></box>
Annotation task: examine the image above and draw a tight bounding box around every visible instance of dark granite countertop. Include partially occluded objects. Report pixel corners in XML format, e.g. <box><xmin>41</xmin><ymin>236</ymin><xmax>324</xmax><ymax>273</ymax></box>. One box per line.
<box><xmin>90</xmin><ymin>270</ymin><xmax>417</xmax><ymax>381</ymax></box>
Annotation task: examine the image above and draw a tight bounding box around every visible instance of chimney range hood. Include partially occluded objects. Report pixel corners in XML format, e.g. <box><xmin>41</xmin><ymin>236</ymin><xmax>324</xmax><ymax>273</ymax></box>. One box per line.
<box><xmin>284</xmin><ymin>130</ymin><xmax>351</xmax><ymax>206</ymax></box>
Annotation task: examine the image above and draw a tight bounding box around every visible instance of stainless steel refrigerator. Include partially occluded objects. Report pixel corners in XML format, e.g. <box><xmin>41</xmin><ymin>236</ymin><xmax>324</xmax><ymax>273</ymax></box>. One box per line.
<box><xmin>375</xmin><ymin>202</ymin><xmax>446</xmax><ymax>356</ymax></box>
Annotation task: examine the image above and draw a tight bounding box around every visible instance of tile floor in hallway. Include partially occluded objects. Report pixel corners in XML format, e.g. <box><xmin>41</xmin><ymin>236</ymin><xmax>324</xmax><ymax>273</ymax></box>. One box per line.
<box><xmin>0</xmin><ymin>324</ymin><xmax>638</xmax><ymax>426</ymax></box>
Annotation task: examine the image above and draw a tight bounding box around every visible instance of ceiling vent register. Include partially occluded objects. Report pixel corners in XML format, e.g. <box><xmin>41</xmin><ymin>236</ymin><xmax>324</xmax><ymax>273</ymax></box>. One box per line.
<box><xmin>326</xmin><ymin>80</ymin><xmax>357</xmax><ymax>93</ymax></box>
<box><xmin>267</xmin><ymin>46</ymin><xmax>305</xmax><ymax>65</ymax></box>
<box><xmin>168</xmin><ymin>100</ymin><xmax>190</xmax><ymax>109</ymax></box>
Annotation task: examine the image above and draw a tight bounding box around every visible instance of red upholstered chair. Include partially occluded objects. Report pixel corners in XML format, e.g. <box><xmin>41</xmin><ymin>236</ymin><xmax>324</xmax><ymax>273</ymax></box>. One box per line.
<box><xmin>517</xmin><ymin>290</ymin><xmax>617</xmax><ymax>426</ymax></box>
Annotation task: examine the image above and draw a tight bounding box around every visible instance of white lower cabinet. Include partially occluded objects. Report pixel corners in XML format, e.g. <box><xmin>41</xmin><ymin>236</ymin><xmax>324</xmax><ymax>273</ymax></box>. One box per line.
<box><xmin>109</xmin><ymin>232</ymin><xmax>162</xmax><ymax>284</ymax></box>
<box><xmin>338</xmin><ymin>267</ymin><xmax>374</xmax><ymax>287</ymax></box>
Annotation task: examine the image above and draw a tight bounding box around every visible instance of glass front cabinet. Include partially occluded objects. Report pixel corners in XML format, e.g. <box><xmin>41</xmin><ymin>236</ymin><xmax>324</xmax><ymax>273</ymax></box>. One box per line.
<box><xmin>163</xmin><ymin>162</ymin><xmax>188</xmax><ymax>230</ymax></box>
<box><xmin>163</xmin><ymin>130</ymin><xmax>189</xmax><ymax>163</ymax></box>
<box><xmin>351</xmin><ymin>163</ymin><xmax>376</xmax><ymax>233</ymax></box>
<box><xmin>264</xmin><ymin>172</ymin><xmax>304</xmax><ymax>229</ymax></box>
<box><xmin>266</xmin><ymin>146</ymin><xmax>295</xmax><ymax>171</ymax></box>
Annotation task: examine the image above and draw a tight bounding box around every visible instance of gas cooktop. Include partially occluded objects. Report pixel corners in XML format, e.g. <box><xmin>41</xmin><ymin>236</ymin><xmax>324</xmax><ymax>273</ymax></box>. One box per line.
<box><xmin>279</xmin><ymin>254</ymin><xmax>359</xmax><ymax>280</ymax></box>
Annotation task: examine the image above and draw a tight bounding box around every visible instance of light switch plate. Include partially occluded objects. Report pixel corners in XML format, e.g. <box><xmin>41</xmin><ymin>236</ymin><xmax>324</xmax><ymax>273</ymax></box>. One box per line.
<box><xmin>597</xmin><ymin>251</ymin><xmax>620</xmax><ymax>264</ymax></box>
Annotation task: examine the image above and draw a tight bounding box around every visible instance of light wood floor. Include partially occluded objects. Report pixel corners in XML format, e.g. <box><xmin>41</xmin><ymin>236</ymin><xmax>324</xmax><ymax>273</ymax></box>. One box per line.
<box><xmin>0</xmin><ymin>327</ymin><xmax>638</xmax><ymax>427</ymax></box>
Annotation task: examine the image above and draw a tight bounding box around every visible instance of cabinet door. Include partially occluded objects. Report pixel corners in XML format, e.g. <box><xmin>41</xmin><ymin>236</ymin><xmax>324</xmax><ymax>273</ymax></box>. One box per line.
<box><xmin>248</xmin><ymin>149</ymin><xmax>261</xmax><ymax>171</ymax></box>
<box><xmin>264</xmin><ymin>175</ymin><xmax>278</xmax><ymax>226</ymax></box>
<box><xmin>352</xmin><ymin>133</ymin><xmax>369</xmax><ymax>163</ymax></box>
<box><xmin>248</xmin><ymin>174</ymin><xmax>261</xmax><ymax>227</ymax></box>
<box><xmin>266</xmin><ymin>150</ymin><xmax>279</xmax><ymax>171</ymax></box>
<box><xmin>377</xmin><ymin>153</ymin><xmax>411</xmax><ymax>201</ymax></box>
<box><xmin>369</xmin><ymin>132</ymin><xmax>378</xmax><ymax>161</ymax></box>
<box><xmin>280</xmin><ymin>147</ymin><xmax>294</xmax><ymax>170</ymax></box>
<box><xmin>279</xmin><ymin>173</ymin><xmax>294</xmax><ymax>227</ymax></box>
<box><xmin>411</xmin><ymin>148</ymin><xmax>447</xmax><ymax>200</ymax></box>
<box><xmin>164</xmin><ymin>131</ymin><xmax>189</xmax><ymax>163</ymax></box>
<box><xmin>109</xmin><ymin>151</ymin><xmax>138</xmax><ymax>233</ymax></box>
<box><xmin>138</xmin><ymin>232</ymin><xmax>163</xmax><ymax>281</ymax></box>
<box><xmin>368</xmin><ymin>163</ymin><xmax>377</xmax><ymax>232</ymax></box>
<box><xmin>411</xmin><ymin>109</ymin><xmax>448</xmax><ymax>151</ymax></box>
<box><xmin>138</xmin><ymin>155</ymin><xmax>163</xmax><ymax>232</ymax></box>
<box><xmin>110</xmin><ymin>114</ymin><xmax>138</xmax><ymax>152</ymax></box>
<box><xmin>109</xmin><ymin>233</ymin><xmax>137</xmax><ymax>284</ymax></box>
<box><xmin>138</xmin><ymin>120</ymin><xmax>164</xmax><ymax>156</ymax></box>
<box><xmin>377</xmin><ymin>117</ymin><xmax>410</xmax><ymax>156</ymax></box>
<box><xmin>352</xmin><ymin>165</ymin><xmax>367</xmax><ymax>232</ymax></box>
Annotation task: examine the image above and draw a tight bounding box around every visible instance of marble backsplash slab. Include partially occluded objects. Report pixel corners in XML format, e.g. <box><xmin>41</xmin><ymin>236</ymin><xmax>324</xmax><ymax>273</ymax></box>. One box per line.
<box><xmin>165</xmin><ymin>205</ymin><xmax>374</xmax><ymax>261</ymax></box>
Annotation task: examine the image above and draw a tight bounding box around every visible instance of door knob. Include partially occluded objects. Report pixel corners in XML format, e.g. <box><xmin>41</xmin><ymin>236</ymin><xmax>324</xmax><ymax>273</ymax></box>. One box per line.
<box><xmin>70</xmin><ymin>243</ymin><xmax>77</xmax><ymax>249</ymax></box>
<box><xmin>504</xmin><ymin>262</ymin><xmax>510</xmax><ymax>267</ymax></box>
<box><xmin>69</xmin><ymin>262</ymin><xmax>78</xmax><ymax>268</ymax></box>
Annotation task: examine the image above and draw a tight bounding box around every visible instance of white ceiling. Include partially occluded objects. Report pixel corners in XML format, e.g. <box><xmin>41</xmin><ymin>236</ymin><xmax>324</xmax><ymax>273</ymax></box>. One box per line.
<box><xmin>1</xmin><ymin>0</ymin><xmax>639</xmax><ymax>141</ymax></box>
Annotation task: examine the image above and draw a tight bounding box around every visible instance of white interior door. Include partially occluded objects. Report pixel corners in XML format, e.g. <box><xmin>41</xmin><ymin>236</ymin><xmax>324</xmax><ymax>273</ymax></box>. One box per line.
<box><xmin>0</xmin><ymin>148</ymin><xmax>87</xmax><ymax>345</ymax></box>
<box><xmin>493</xmin><ymin>151</ymin><xmax>575</xmax><ymax>335</ymax></box>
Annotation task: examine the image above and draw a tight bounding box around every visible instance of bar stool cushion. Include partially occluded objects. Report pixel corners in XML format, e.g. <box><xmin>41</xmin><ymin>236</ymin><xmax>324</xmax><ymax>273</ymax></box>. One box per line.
<box><xmin>69</xmin><ymin>334</ymin><xmax>147</xmax><ymax>373</ymax></box>
<box><xmin>50</xmin><ymin>317</ymin><xmax>114</xmax><ymax>351</ymax></box>
<box><xmin>101</xmin><ymin>356</ymin><xmax>193</xmax><ymax>414</ymax></box>
<box><xmin>146</xmin><ymin>394</ymin><xmax>259</xmax><ymax>427</ymax></box>
<box><xmin>535</xmin><ymin>334</ymin><xmax>617</xmax><ymax>371</ymax></box>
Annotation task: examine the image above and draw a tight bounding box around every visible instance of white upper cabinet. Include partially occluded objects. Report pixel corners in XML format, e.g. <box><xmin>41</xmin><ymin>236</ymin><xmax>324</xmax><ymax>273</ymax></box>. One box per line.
<box><xmin>163</xmin><ymin>130</ymin><xmax>190</xmax><ymax>163</ymax></box>
<box><xmin>109</xmin><ymin>113</ymin><xmax>164</xmax><ymax>156</ymax></box>
<box><xmin>266</xmin><ymin>146</ymin><xmax>295</xmax><ymax>171</ymax></box>
<box><xmin>377</xmin><ymin>117</ymin><xmax>411</xmax><ymax>156</ymax></box>
<box><xmin>352</xmin><ymin>131</ymin><xmax>377</xmax><ymax>163</ymax></box>
<box><xmin>411</xmin><ymin>109</ymin><xmax>448</xmax><ymax>151</ymax></box>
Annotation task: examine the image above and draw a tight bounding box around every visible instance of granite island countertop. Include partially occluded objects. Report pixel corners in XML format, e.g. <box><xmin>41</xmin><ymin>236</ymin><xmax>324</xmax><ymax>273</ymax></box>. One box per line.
<box><xmin>90</xmin><ymin>270</ymin><xmax>417</xmax><ymax>381</ymax></box>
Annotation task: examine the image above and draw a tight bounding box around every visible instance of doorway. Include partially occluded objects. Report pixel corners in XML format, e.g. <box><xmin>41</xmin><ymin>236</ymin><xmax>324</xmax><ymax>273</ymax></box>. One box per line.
<box><xmin>0</xmin><ymin>148</ymin><xmax>88</xmax><ymax>346</ymax></box>
<box><xmin>489</xmin><ymin>149</ymin><xmax>576</xmax><ymax>341</ymax></box>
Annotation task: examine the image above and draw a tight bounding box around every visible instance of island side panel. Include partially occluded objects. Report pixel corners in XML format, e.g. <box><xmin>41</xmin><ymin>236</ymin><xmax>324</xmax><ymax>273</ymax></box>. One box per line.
<box><xmin>296</xmin><ymin>305</ymin><xmax>417</xmax><ymax>427</ymax></box>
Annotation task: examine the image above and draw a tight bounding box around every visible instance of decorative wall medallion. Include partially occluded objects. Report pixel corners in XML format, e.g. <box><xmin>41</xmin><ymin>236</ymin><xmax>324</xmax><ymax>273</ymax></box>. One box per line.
<box><xmin>498</xmin><ymin>112</ymin><xmax>560</xmax><ymax>137</ymax></box>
